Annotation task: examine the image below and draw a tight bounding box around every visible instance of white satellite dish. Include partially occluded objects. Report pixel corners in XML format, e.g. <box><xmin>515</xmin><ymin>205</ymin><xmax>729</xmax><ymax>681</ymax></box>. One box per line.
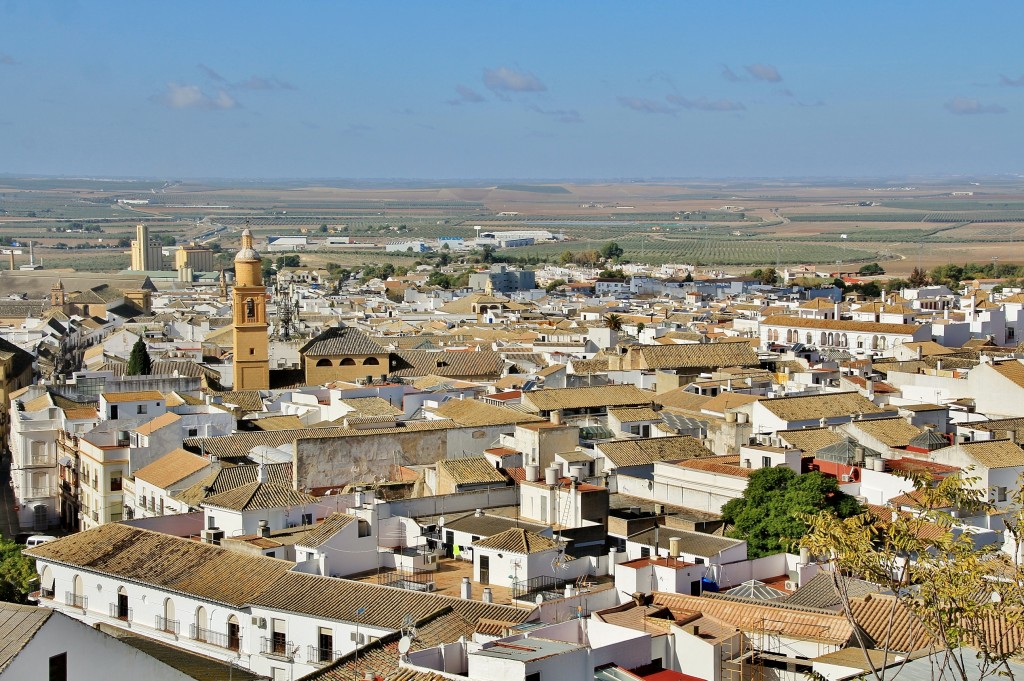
<box><xmin>398</xmin><ymin>636</ymin><xmax>412</xmax><ymax>655</ymax></box>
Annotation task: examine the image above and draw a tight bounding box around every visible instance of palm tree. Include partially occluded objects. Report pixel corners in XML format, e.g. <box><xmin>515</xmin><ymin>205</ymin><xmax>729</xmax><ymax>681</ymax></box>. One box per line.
<box><xmin>603</xmin><ymin>313</ymin><xmax>624</xmax><ymax>331</ymax></box>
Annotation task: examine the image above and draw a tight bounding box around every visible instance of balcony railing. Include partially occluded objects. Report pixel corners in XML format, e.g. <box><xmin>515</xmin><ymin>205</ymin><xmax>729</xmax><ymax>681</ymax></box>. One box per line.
<box><xmin>261</xmin><ymin>636</ymin><xmax>295</xmax><ymax>660</ymax></box>
<box><xmin>28</xmin><ymin>487</ymin><xmax>52</xmax><ymax>498</ymax></box>
<box><xmin>109</xmin><ymin>603</ymin><xmax>132</xmax><ymax>621</ymax></box>
<box><xmin>29</xmin><ymin>454</ymin><xmax>52</xmax><ymax>466</ymax></box>
<box><xmin>155</xmin><ymin>615</ymin><xmax>180</xmax><ymax>635</ymax></box>
<box><xmin>91</xmin><ymin>511</ymin><xmax>98</xmax><ymax>522</ymax></box>
<box><xmin>307</xmin><ymin>645</ymin><xmax>342</xmax><ymax>665</ymax></box>
<box><xmin>65</xmin><ymin>592</ymin><xmax>87</xmax><ymax>609</ymax></box>
<box><xmin>190</xmin><ymin>625</ymin><xmax>241</xmax><ymax>651</ymax></box>
<box><xmin>41</xmin><ymin>587</ymin><xmax>55</xmax><ymax>599</ymax></box>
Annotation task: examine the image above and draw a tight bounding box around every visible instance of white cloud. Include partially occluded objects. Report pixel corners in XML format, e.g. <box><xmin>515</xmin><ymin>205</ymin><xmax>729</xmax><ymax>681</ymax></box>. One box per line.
<box><xmin>667</xmin><ymin>95</ymin><xmax>745</xmax><ymax>112</ymax></box>
<box><xmin>448</xmin><ymin>84</ymin><xmax>486</xmax><ymax>105</ymax></box>
<box><xmin>155</xmin><ymin>82</ymin><xmax>238</xmax><ymax>110</ymax></box>
<box><xmin>0</xmin><ymin>53</ymin><xmax>18</xmax><ymax>66</ymax></box>
<box><xmin>237</xmin><ymin>76</ymin><xmax>295</xmax><ymax>91</ymax></box>
<box><xmin>944</xmin><ymin>97</ymin><xmax>1006</xmax><ymax>115</ymax></box>
<box><xmin>617</xmin><ymin>96</ymin><xmax>674</xmax><ymax>115</ymax></box>
<box><xmin>483</xmin><ymin>66</ymin><xmax>546</xmax><ymax>93</ymax></box>
<box><xmin>745</xmin><ymin>63</ymin><xmax>782</xmax><ymax>82</ymax></box>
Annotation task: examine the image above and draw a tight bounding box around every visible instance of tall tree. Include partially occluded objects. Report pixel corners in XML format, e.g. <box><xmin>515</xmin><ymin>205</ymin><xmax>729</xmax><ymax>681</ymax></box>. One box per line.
<box><xmin>603</xmin><ymin>313</ymin><xmax>624</xmax><ymax>331</ymax></box>
<box><xmin>721</xmin><ymin>467</ymin><xmax>860</xmax><ymax>558</ymax></box>
<box><xmin>126</xmin><ymin>337</ymin><xmax>152</xmax><ymax>376</ymax></box>
<box><xmin>908</xmin><ymin>266</ymin><xmax>929</xmax><ymax>288</ymax></box>
<box><xmin>0</xmin><ymin>539</ymin><xmax>36</xmax><ymax>603</ymax></box>
<box><xmin>800</xmin><ymin>471</ymin><xmax>1024</xmax><ymax>681</ymax></box>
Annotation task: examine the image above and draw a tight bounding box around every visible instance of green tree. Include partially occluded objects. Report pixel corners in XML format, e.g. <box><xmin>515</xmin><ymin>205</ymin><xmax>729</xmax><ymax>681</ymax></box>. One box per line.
<box><xmin>603</xmin><ymin>313</ymin><xmax>624</xmax><ymax>331</ymax></box>
<box><xmin>319</xmin><ymin>224</ymin><xmax>329</xmax><ymax>233</ymax></box>
<box><xmin>758</xmin><ymin>267</ymin><xmax>779</xmax><ymax>286</ymax></box>
<box><xmin>600</xmin><ymin>241</ymin><xmax>624</xmax><ymax>261</ymax></box>
<box><xmin>908</xmin><ymin>266</ymin><xmax>930</xmax><ymax>288</ymax></box>
<box><xmin>545</xmin><ymin>278</ymin><xmax>566</xmax><ymax>293</ymax></box>
<box><xmin>0</xmin><ymin>539</ymin><xmax>35</xmax><ymax>603</ymax></box>
<box><xmin>126</xmin><ymin>337</ymin><xmax>152</xmax><ymax>376</ymax></box>
<box><xmin>858</xmin><ymin>262</ymin><xmax>885</xmax><ymax>275</ymax></box>
<box><xmin>559</xmin><ymin>250</ymin><xmax>575</xmax><ymax>266</ymax></box>
<box><xmin>721</xmin><ymin>467</ymin><xmax>860</xmax><ymax>558</ymax></box>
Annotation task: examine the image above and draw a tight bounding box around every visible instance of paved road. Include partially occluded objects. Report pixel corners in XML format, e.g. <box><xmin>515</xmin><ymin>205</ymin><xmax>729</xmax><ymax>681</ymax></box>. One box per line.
<box><xmin>0</xmin><ymin>455</ymin><xmax>21</xmax><ymax>541</ymax></box>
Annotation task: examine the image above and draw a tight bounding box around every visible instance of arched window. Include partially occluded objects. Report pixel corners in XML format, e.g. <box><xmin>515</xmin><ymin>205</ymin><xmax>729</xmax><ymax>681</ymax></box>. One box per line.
<box><xmin>40</xmin><ymin>565</ymin><xmax>54</xmax><ymax>599</ymax></box>
<box><xmin>879</xmin><ymin>336</ymin><xmax>887</xmax><ymax>350</ymax></box>
<box><xmin>116</xmin><ymin>586</ymin><xmax>129</xmax><ymax>620</ymax></box>
<box><xmin>871</xmin><ymin>335</ymin><xmax>879</xmax><ymax>350</ymax></box>
<box><xmin>841</xmin><ymin>334</ymin><xmax>848</xmax><ymax>348</ymax></box>
<box><xmin>820</xmin><ymin>332</ymin><xmax>828</xmax><ymax>346</ymax></box>
<box><xmin>193</xmin><ymin>606</ymin><xmax>208</xmax><ymax>640</ymax></box>
<box><xmin>227</xmin><ymin>614</ymin><xmax>241</xmax><ymax>651</ymax></box>
<box><xmin>827</xmin><ymin>332</ymin><xmax>834</xmax><ymax>346</ymax></box>
<box><xmin>806</xmin><ymin>332</ymin><xmax>813</xmax><ymax>344</ymax></box>
<box><xmin>315</xmin><ymin>358</ymin><xmax>332</xmax><ymax>367</ymax></box>
<box><xmin>363</xmin><ymin>357</ymin><xmax>380</xmax><ymax>365</ymax></box>
<box><xmin>340</xmin><ymin>358</ymin><xmax>356</xmax><ymax>366</ymax></box>
<box><xmin>68</xmin><ymin>574</ymin><xmax>84</xmax><ymax>609</ymax></box>
<box><xmin>162</xmin><ymin>598</ymin><xmax>177</xmax><ymax>633</ymax></box>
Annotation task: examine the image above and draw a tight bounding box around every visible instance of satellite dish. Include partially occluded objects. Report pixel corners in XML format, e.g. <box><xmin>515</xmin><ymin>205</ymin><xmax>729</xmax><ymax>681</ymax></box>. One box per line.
<box><xmin>398</xmin><ymin>636</ymin><xmax>412</xmax><ymax>655</ymax></box>
<box><xmin>535</xmin><ymin>594</ymin><xmax>544</xmax><ymax>605</ymax></box>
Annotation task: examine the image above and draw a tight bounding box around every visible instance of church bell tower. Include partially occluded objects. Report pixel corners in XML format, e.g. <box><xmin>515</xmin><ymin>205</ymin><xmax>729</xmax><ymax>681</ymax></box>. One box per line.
<box><xmin>232</xmin><ymin>229</ymin><xmax>270</xmax><ymax>390</ymax></box>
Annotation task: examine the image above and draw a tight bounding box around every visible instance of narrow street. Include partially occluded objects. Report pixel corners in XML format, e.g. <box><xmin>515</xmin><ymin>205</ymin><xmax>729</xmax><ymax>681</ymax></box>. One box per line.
<box><xmin>0</xmin><ymin>455</ymin><xmax>20</xmax><ymax>541</ymax></box>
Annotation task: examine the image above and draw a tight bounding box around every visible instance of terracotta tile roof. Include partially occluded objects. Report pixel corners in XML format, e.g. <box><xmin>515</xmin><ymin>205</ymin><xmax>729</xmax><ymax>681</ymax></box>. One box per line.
<box><xmin>339</xmin><ymin>397</ymin><xmax>404</xmax><ymax>417</ymax></box>
<box><xmin>173</xmin><ymin>462</ymin><xmax>292</xmax><ymax>507</ymax></box>
<box><xmin>847</xmin><ymin>417</ymin><xmax>923</xmax><ymax>448</ymax></box>
<box><xmin>652</xmin><ymin>389</ymin><xmax>713</xmax><ymax>412</ymax></box>
<box><xmin>25</xmin><ymin>524</ymin><xmax>291</xmax><ymax>607</ymax></box>
<box><xmin>758</xmin><ymin>392</ymin><xmax>885</xmax><ymax>422</ymax></box>
<box><xmin>609</xmin><ymin>406</ymin><xmax>662</xmax><ymax>422</ymax></box>
<box><xmin>522</xmin><ymin>384</ymin><xmax>653</xmax><ymax>412</ymax></box>
<box><xmin>133</xmin><ymin>448</ymin><xmax>211</xmax><ymax>489</ymax></box>
<box><xmin>762</xmin><ymin>315</ymin><xmax>925</xmax><ymax>335</ymax></box>
<box><xmin>210</xmin><ymin>390</ymin><xmax>266</xmax><ymax>413</ymax></box>
<box><xmin>992</xmin><ymin>360</ymin><xmax>1024</xmax><ymax>389</ymax></box>
<box><xmin>63</xmin><ymin>407</ymin><xmax>100</xmax><ymax>420</ymax></box>
<box><xmin>244</xmin><ymin>414</ymin><xmax>307</xmax><ymax>431</ymax></box>
<box><xmin>599</xmin><ymin>436</ymin><xmax>713</xmax><ymax>468</ymax></box>
<box><xmin>784</xmin><ymin>571</ymin><xmax>883</xmax><ymax>610</ymax></box>
<box><xmin>776</xmin><ymin>427</ymin><xmax>844</xmax><ymax>454</ymax></box>
<box><xmin>698</xmin><ymin>392</ymin><xmax>762</xmax><ymax>414</ymax></box>
<box><xmin>628</xmin><ymin>527</ymin><xmax>743</xmax><ymax>558</ymax></box>
<box><xmin>299</xmin><ymin>325</ymin><xmax>388</xmax><ymax>356</ymax></box>
<box><xmin>472</xmin><ymin>528</ymin><xmax>561</xmax><ymax>554</ymax></box>
<box><xmin>439</xmin><ymin>456</ymin><xmax>508</xmax><ymax>485</ymax></box>
<box><xmin>248</xmin><ymin>570</ymin><xmax>531</xmax><ymax>629</ymax></box>
<box><xmin>429</xmin><ymin>398</ymin><xmax>544</xmax><ymax>427</ymax></box>
<box><xmin>956</xmin><ymin>439</ymin><xmax>1024</xmax><ymax>469</ymax></box>
<box><xmin>679</xmin><ymin>455</ymin><xmax>755</xmax><ymax>478</ymax></box>
<box><xmin>390</xmin><ymin>349</ymin><xmax>505</xmax><ymax>379</ymax></box>
<box><xmin>569</xmin><ymin>357</ymin><xmax>609</xmax><ymax>374</ymax></box>
<box><xmin>201</xmin><ymin>480</ymin><xmax>319</xmax><ymax>511</ymax></box>
<box><xmin>627</xmin><ymin>342</ymin><xmax>760</xmax><ymax>370</ymax></box>
<box><xmin>134</xmin><ymin>411</ymin><xmax>181</xmax><ymax>436</ymax></box>
<box><xmin>101</xmin><ymin>390</ymin><xmax>164</xmax><ymax>403</ymax></box>
<box><xmin>651</xmin><ymin>592</ymin><xmax>854</xmax><ymax>644</ymax></box>
<box><xmin>848</xmin><ymin>594</ymin><xmax>933</xmax><ymax>653</ymax></box>
<box><xmin>295</xmin><ymin>513</ymin><xmax>359</xmax><ymax>549</ymax></box>
<box><xmin>0</xmin><ymin>603</ymin><xmax>51</xmax><ymax>672</ymax></box>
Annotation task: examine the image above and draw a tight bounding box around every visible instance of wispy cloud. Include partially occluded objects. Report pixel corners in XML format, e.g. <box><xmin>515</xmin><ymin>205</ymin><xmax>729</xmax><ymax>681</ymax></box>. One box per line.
<box><xmin>197</xmin><ymin>63</ymin><xmax>226</xmax><ymax>83</ymax></box>
<box><xmin>745</xmin><ymin>63</ymin><xmax>782</xmax><ymax>82</ymax></box>
<box><xmin>944</xmin><ymin>97</ymin><xmax>1007</xmax><ymax>115</ymax></box>
<box><xmin>999</xmin><ymin>74</ymin><xmax>1024</xmax><ymax>87</ymax></box>
<box><xmin>527</xmin><ymin>104</ymin><xmax>582</xmax><ymax>124</ymax></box>
<box><xmin>447</xmin><ymin>84</ymin><xmax>486</xmax><ymax>105</ymax></box>
<box><xmin>617</xmin><ymin>96</ymin><xmax>675</xmax><ymax>115</ymax></box>
<box><xmin>154</xmin><ymin>82</ymin><xmax>238</xmax><ymax>110</ymax></box>
<box><xmin>0</xmin><ymin>53</ymin><xmax>18</xmax><ymax>66</ymax></box>
<box><xmin>667</xmin><ymin>95</ymin><xmax>745</xmax><ymax>112</ymax></box>
<box><xmin>237</xmin><ymin>76</ymin><xmax>295</xmax><ymax>91</ymax></box>
<box><xmin>483</xmin><ymin>66</ymin><xmax>546</xmax><ymax>93</ymax></box>
<box><xmin>720</xmin><ymin>65</ymin><xmax>741</xmax><ymax>82</ymax></box>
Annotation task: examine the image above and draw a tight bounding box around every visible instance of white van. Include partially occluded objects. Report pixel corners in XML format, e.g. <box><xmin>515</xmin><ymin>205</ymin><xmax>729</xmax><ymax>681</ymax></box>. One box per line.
<box><xmin>25</xmin><ymin>535</ymin><xmax>57</xmax><ymax>548</ymax></box>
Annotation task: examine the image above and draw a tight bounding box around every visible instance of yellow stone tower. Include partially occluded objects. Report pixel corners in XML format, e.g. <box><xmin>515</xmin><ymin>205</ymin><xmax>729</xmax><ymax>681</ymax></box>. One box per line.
<box><xmin>232</xmin><ymin>229</ymin><xmax>270</xmax><ymax>390</ymax></box>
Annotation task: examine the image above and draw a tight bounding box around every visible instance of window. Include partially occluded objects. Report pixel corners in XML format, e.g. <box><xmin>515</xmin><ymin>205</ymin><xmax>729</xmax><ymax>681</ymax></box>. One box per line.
<box><xmin>249</xmin><ymin>348</ymin><xmax>255</xmax><ymax>355</ymax></box>
<box><xmin>762</xmin><ymin>456</ymin><xmax>772</xmax><ymax>469</ymax></box>
<box><xmin>137</xmin><ymin>404</ymin><xmax>147</xmax><ymax>415</ymax></box>
<box><xmin>340</xmin><ymin>358</ymin><xmax>356</xmax><ymax>366</ymax></box>
<box><xmin>363</xmin><ymin>357</ymin><xmax>380</xmax><ymax>365</ymax></box>
<box><xmin>358</xmin><ymin>519</ymin><xmax>372</xmax><ymax>537</ymax></box>
<box><xmin>49</xmin><ymin>653</ymin><xmax>68</xmax><ymax>681</ymax></box>
<box><xmin>640</xmin><ymin>546</ymin><xmax>650</xmax><ymax>558</ymax></box>
<box><xmin>318</xmin><ymin>627</ymin><xmax>334</xmax><ymax>663</ymax></box>
<box><xmin>302</xmin><ymin>512</ymin><xmax>313</xmax><ymax>525</ymax></box>
<box><xmin>271</xmin><ymin>618</ymin><xmax>287</xmax><ymax>654</ymax></box>
<box><xmin>526</xmin><ymin>672</ymin><xmax>541</xmax><ymax>681</ymax></box>
<box><xmin>997</xmin><ymin>487</ymin><xmax>1008</xmax><ymax>502</ymax></box>
<box><xmin>188</xmin><ymin>428</ymin><xmax>198</xmax><ymax>437</ymax></box>
<box><xmin>207</xmin><ymin>515</ymin><xmax>216</xmax><ymax>529</ymax></box>
<box><xmin>315</xmin><ymin>358</ymin><xmax>332</xmax><ymax>367</ymax></box>
<box><xmin>110</xmin><ymin>474</ymin><xmax>122</xmax><ymax>492</ymax></box>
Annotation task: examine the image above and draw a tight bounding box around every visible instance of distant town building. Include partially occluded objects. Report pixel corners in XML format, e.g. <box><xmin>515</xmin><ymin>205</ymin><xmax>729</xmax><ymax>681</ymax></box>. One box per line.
<box><xmin>469</xmin><ymin>264</ymin><xmax>536</xmax><ymax>294</ymax></box>
<box><xmin>265</xmin><ymin>235</ymin><xmax>309</xmax><ymax>252</ymax></box>
<box><xmin>129</xmin><ymin>224</ymin><xmax>164</xmax><ymax>271</ymax></box>
<box><xmin>173</xmin><ymin>244</ymin><xmax>215</xmax><ymax>272</ymax></box>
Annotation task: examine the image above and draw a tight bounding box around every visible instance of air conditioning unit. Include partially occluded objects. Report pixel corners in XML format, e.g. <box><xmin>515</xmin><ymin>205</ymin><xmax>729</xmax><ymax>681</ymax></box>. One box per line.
<box><xmin>424</xmin><ymin>582</ymin><xmax>436</xmax><ymax>592</ymax></box>
<box><xmin>251</xmin><ymin>616</ymin><xmax>267</xmax><ymax>628</ymax></box>
<box><xmin>350</xmin><ymin>632</ymin><xmax>366</xmax><ymax>644</ymax></box>
<box><xmin>424</xmin><ymin>554</ymin><xmax>437</xmax><ymax>565</ymax></box>
<box><xmin>840</xmin><ymin>474</ymin><xmax>851</xmax><ymax>482</ymax></box>
<box><xmin>785</xmin><ymin>580</ymin><xmax>797</xmax><ymax>591</ymax></box>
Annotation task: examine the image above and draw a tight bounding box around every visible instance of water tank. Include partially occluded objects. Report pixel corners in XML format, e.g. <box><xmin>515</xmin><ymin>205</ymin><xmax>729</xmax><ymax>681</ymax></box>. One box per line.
<box><xmin>524</xmin><ymin>464</ymin><xmax>540</xmax><ymax>483</ymax></box>
<box><xmin>544</xmin><ymin>466</ymin><xmax>559</xmax><ymax>486</ymax></box>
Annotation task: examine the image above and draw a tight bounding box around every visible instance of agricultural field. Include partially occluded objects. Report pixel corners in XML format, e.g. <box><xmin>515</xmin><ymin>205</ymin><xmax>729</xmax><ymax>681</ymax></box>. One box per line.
<box><xmin>3</xmin><ymin>176</ymin><xmax>1024</xmax><ymax>275</ymax></box>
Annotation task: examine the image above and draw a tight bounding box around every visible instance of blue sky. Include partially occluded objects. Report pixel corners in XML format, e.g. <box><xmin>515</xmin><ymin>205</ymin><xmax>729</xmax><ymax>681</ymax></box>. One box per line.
<box><xmin>1</xmin><ymin>1</ymin><xmax>1022</xmax><ymax>180</ymax></box>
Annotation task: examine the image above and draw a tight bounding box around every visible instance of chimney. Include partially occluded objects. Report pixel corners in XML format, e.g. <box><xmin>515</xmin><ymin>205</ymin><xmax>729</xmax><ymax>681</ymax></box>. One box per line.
<box><xmin>258</xmin><ymin>519</ymin><xmax>270</xmax><ymax>538</ymax></box>
<box><xmin>689</xmin><ymin>625</ymin><xmax>701</xmax><ymax>637</ymax></box>
<box><xmin>917</xmin><ymin>345</ymin><xmax>923</xmax><ymax>360</ymax></box>
<box><xmin>475</xmin><ymin>508</ymin><xmax>484</xmax><ymax>517</ymax></box>
<box><xmin>550</xmin><ymin>410</ymin><xmax>562</xmax><ymax>426</ymax></box>
<box><xmin>482</xmin><ymin>588</ymin><xmax>493</xmax><ymax>604</ymax></box>
<box><xmin>669</xmin><ymin>536</ymin><xmax>681</xmax><ymax>558</ymax></box>
<box><xmin>257</xmin><ymin>462</ymin><xmax>267</xmax><ymax>484</ymax></box>
<box><xmin>460</xmin><ymin>576</ymin><xmax>472</xmax><ymax>600</ymax></box>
